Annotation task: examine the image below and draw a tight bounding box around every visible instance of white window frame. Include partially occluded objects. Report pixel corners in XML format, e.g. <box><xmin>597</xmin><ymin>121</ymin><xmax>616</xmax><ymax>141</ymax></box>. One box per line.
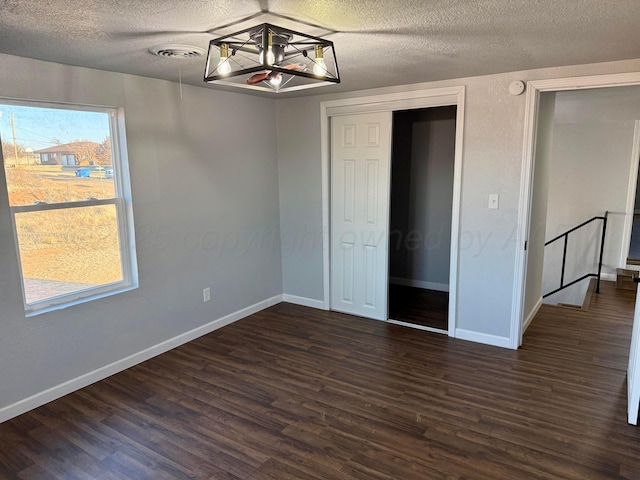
<box><xmin>1</xmin><ymin>98</ymin><xmax>138</xmax><ymax>316</ymax></box>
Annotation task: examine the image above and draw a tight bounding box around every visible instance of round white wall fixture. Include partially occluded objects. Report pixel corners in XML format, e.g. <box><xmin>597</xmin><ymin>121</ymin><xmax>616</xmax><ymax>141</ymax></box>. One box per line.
<box><xmin>509</xmin><ymin>80</ymin><xmax>526</xmax><ymax>96</ymax></box>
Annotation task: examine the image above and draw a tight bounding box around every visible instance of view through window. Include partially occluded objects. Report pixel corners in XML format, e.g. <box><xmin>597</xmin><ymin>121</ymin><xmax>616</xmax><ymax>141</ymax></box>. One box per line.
<box><xmin>1</xmin><ymin>101</ymin><xmax>136</xmax><ymax>314</ymax></box>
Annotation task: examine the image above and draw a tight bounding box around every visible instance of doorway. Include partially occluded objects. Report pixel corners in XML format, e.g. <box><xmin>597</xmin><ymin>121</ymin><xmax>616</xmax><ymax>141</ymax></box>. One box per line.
<box><xmin>626</xmin><ymin>122</ymin><xmax>640</xmax><ymax>266</ymax></box>
<box><xmin>323</xmin><ymin>86</ymin><xmax>465</xmax><ymax>338</ymax></box>
<box><xmin>388</xmin><ymin>106</ymin><xmax>456</xmax><ymax>332</ymax></box>
<box><xmin>513</xmin><ymin>72</ymin><xmax>640</xmax><ymax>348</ymax></box>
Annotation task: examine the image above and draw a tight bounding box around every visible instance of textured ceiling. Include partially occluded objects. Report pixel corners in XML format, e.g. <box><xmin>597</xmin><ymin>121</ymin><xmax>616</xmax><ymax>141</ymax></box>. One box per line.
<box><xmin>1</xmin><ymin>0</ymin><xmax>640</xmax><ymax>97</ymax></box>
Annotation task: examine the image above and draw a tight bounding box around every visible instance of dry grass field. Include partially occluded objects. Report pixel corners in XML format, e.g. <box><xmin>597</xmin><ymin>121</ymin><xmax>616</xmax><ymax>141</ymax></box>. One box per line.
<box><xmin>5</xmin><ymin>165</ymin><xmax>122</xmax><ymax>296</ymax></box>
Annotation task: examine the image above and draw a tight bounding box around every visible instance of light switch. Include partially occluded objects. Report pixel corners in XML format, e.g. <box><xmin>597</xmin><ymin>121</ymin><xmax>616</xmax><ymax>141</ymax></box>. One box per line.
<box><xmin>488</xmin><ymin>194</ymin><xmax>500</xmax><ymax>210</ymax></box>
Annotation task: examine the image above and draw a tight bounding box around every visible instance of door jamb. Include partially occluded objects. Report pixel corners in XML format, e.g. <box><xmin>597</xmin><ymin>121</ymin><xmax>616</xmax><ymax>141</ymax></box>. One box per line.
<box><xmin>512</xmin><ymin>72</ymin><xmax>640</xmax><ymax>349</ymax></box>
<box><xmin>321</xmin><ymin>86</ymin><xmax>466</xmax><ymax>338</ymax></box>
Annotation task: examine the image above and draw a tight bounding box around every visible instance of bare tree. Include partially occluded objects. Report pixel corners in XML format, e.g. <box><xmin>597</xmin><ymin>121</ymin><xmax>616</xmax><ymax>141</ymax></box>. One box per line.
<box><xmin>1</xmin><ymin>140</ymin><xmax>27</xmax><ymax>164</ymax></box>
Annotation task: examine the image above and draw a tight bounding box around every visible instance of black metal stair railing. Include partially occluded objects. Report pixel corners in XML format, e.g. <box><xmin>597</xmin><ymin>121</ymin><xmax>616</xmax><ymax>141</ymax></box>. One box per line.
<box><xmin>543</xmin><ymin>211</ymin><xmax>608</xmax><ymax>298</ymax></box>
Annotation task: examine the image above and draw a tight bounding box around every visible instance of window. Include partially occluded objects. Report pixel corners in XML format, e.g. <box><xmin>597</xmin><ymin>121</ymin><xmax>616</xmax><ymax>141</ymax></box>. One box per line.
<box><xmin>1</xmin><ymin>100</ymin><xmax>137</xmax><ymax>315</ymax></box>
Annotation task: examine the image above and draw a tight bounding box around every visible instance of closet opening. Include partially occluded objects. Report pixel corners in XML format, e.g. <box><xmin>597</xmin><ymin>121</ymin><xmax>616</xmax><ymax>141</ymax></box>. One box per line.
<box><xmin>388</xmin><ymin>106</ymin><xmax>457</xmax><ymax>333</ymax></box>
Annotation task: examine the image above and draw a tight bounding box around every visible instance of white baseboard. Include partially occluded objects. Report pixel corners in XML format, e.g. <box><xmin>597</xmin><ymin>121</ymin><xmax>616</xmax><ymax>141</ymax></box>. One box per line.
<box><xmin>523</xmin><ymin>297</ymin><xmax>543</xmax><ymax>333</ymax></box>
<box><xmin>601</xmin><ymin>273</ymin><xmax>616</xmax><ymax>282</ymax></box>
<box><xmin>389</xmin><ymin>277</ymin><xmax>449</xmax><ymax>292</ymax></box>
<box><xmin>0</xmin><ymin>295</ymin><xmax>282</xmax><ymax>424</ymax></box>
<box><xmin>282</xmin><ymin>294</ymin><xmax>327</xmax><ymax>310</ymax></box>
<box><xmin>455</xmin><ymin>329</ymin><xmax>512</xmax><ymax>349</ymax></box>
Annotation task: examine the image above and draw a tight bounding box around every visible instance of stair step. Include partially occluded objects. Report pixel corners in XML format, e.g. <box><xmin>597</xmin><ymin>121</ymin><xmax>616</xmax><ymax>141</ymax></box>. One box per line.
<box><xmin>546</xmin><ymin>278</ymin><xmax>596</xmax><ymax>312</ymax></box>
<box><xmin>558</xmin><ymin>303</ymin><xmax>582</xmax><ymax>309</ymax></box>
<box><xmin>616</xmin><ymin>268</ymin><xmax>638</xmax><ymax>291</ymax></box>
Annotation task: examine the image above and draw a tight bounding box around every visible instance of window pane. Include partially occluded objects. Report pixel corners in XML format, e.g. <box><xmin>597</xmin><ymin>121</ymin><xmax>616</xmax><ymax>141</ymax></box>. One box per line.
<box><xmin>0</xmin><ymin>100</ymin><xmax>136</xmax><ymax>314</ymax></box>
<box><xmin>1</xmin><ymin>105</ymin><xmax>115</xmax><ymax>206</ymax></box>
<box><xmin>14</xmin><ymin>205</ymin><xmax>123</xmax><ymax>305</ymax></box>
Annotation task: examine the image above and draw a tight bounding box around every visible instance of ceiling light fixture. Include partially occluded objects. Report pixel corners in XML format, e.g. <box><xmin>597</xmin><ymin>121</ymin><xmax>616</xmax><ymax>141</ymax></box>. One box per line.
<box><xmin>204</xmin><ymin>23</ymin><xmax>340</xmax><ymax>93</ymax></box>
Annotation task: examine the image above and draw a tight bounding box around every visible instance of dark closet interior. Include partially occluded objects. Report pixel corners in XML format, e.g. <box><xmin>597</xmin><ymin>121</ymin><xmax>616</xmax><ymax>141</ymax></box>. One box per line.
<box><xmin>388</xmin><ymin>106</ymin><xmax>457</xmax><ymax>331</ymax></box>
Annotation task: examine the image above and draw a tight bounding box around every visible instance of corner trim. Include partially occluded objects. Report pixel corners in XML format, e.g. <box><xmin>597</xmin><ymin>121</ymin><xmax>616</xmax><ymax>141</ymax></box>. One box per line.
<box><xmin>0</xmin><ymin>295</ymin><xmax>282</xmax><ymax>424</ymax></box>
<box><xmin>523</xmin><ymin>297</ymin><xmax>543</xmax><ymax>333</ymax></box>
<box><xmin>455</xmin><ymin>329</ymin><xmax>512</xmax><ymax>349</ymax></box>
<box><xmin>282</xmin><ymin>294</ymin><xmax>327</xmax><ymax>310</ymax></box>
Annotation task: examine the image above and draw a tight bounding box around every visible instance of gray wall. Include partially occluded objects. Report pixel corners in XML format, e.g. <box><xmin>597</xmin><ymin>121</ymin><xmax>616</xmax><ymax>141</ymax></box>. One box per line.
<box><xmin>389</xmin><ymin>107</ymin><xmax>456</xmax><ymax>288</ymax></box>
<box><xmin>0</xmin><ymin>53</ymin><xmax>282</xmax><ymax>410</ymax></box>
<box><xmin>543</xmin><ymin>87</ymin><xmax>640</xmax><ymax>306</ymax></box>
<box><xmin>4</xmin><ymin>53</ymin><xmax>640</xmax><ymax>414</ymax></box>
<box><xmin>277</xmin><ymin>58</ymin><xmax>640</xmax><ymax>339</ymax></box>
<box><xmin>523</xmin><ymin>92</ymin><xmax>555</xmax><ymax>320</ymax></box>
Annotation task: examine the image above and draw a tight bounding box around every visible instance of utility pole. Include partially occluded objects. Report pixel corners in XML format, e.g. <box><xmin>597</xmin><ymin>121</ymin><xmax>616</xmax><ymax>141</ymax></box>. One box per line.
<box><xmin>10</xmin><ymin>113</ymin><xmax>18</xmax><ymax>165</ymax></box>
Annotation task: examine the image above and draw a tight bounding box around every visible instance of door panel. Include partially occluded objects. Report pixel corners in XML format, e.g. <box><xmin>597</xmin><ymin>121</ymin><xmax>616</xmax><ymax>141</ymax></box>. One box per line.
<box><xmin>331</xmin><ymin>112</ymin><xmax>392</xmax><ymax>320</ymax></box>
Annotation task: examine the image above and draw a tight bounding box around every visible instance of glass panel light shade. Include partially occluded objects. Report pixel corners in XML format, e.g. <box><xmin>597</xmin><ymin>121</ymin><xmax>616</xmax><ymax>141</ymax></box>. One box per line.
<box><xmin>204</xmin><ymin>23</ymin><xmax>340</xmax><ymax>93</ymax></box>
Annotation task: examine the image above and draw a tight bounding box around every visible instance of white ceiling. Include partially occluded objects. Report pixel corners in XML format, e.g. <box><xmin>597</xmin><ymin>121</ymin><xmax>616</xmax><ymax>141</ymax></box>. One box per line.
<box><xmin>1</xmin><ymin>0</ymin><xmax>640</xmax><ymax>97</ymax></box>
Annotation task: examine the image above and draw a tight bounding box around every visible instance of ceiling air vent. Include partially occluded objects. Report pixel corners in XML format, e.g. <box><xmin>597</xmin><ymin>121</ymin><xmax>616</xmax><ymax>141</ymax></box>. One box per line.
<box><xmin>148</xmin><ymin>44</ymin><xmax>205</xmax><ymax>59</ymax></box>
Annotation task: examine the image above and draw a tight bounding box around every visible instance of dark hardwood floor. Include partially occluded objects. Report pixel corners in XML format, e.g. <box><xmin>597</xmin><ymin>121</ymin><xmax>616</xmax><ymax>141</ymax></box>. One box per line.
<box><xmin>388</xmin><ymin>284</ymin><xmax>448</xmax><ymax>330</ymax></box>
<box><xmin>1</xmin><ymin>281</ymin><xmax>640</xmax><ymax>479</ymax></box>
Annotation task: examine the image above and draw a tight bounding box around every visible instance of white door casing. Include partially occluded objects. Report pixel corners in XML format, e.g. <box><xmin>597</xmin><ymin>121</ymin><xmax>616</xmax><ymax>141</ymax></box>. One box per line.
<box><xmin>330</xmin><ymin>112</ymin><xmax>392</xmax><ymax>320</ymax></box>
<box><xmin>322</xmin><ymin>86</ymin><xmax>465</xmax><ymax>338</ymax></box>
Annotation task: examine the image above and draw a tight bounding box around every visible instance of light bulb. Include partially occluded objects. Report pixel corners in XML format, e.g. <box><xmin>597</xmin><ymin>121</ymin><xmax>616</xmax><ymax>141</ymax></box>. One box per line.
<box><xmin>313</xmin><ymin>44</ymin><xmax>326</xmax><ymax>77</ymax></box>
<box><xmin>217</xmin><ymin>44</ymin><xmax>231</xmax><ymax>76</ymax></box>
<box><xmin>258</xmin><ymin>48</ymin><xmax>275</xmax><ymax>66</ymax></box>
<box><xmin>217</xmin><ymin>58</ymin><xmax>231</xmax><ymax>75</ymax></box>
<box><xmin>259</xmin><ymin>32</ymin><xmax>276</xmax><ymax>66</ymax></box>
<box><xmin>266</xmin><ymin>48</ymin><xmax>275</xmax><ymax>66</ymax></box>
<box><xmin>269</xmin><ymin>73</ymin><xmax>282</xmax><ymax>87</ymax></box>
<box><xmin>313</xmin><ymin>58</ymin><xmax>327</xmax><ymax>77</ymax></box>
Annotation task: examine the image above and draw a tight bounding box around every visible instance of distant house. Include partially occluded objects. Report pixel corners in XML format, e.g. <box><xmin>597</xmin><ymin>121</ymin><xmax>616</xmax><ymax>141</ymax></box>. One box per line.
<box><xmin>34</xmin><ymin>141</ymin><xmax>99</xmax><ymax>166</ymax></box>
<box><xmin>34</xmin><ymin>144</ymin><xmax>76</xmax><ymax>166</ymax></box>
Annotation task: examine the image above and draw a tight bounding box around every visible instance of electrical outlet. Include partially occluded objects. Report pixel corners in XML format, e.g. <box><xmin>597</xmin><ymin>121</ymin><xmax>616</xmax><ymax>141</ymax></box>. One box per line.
<box><xmin>203</xmin><ymin>287</ymin><xmax>211</xmax><ymax>302</ymax></box>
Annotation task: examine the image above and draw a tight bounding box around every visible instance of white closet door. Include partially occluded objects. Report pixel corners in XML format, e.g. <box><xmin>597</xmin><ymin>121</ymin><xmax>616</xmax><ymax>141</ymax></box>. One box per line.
<box><xmin>331</xmin><ymin>112</ymin><xmax>392</xmax><ymax>320</ymax></box>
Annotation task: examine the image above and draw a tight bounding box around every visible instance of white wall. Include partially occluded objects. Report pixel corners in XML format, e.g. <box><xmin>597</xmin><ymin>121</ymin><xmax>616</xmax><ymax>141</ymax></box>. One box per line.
<box><xmin>524</xmin><ymin>92</ymin><xmax>555</xmax><ymax>321</ymax></box>
<box><xmin>0</xmin><ymin>53</ymin><xmax>282</xmax><ymax>413</ymax></box>
<box><xmin>543</xmin><ymin>87</ymin><xmax>640</xmax><ymax>305</ymax></box>
<box><xmin>389</xmin><ymin>107</ymin><xmax>456</xmax><ymax>289</ymax></box>
<box><xmin>277</xmin><ymin>58</ymin><xmax>640</xmax><ymax>340</ymax></box>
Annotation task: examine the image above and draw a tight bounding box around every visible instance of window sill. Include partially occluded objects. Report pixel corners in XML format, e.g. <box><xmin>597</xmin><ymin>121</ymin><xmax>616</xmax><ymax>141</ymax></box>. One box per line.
<box><xmin>25</xmin><ymin>282</ymin><xmax>138</xmax><ymax>317</ymax></box>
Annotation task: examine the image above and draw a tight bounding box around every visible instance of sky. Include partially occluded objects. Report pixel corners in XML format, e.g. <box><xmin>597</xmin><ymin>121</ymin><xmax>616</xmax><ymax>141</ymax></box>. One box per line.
<box><xmin>0</xmin><ymin>104</ymin><xmax>110</xmax><ymax>151</ymax></box>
